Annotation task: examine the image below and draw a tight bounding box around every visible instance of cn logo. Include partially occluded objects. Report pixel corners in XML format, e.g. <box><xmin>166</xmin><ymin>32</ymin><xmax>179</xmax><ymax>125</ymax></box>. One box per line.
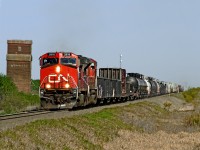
<box><xmin>48</xmin><ymin>74</ymin><xmax>68</xmax><ymax>83</ymax></box>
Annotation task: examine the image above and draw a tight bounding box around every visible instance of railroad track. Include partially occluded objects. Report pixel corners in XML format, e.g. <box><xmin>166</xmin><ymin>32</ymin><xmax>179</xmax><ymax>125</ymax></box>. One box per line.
<box><xmin>0</xmin><ymin>110</ymin><xmax>52</xmax><ymax>121</ymax></box>
<box><xmin>0</xmin><ymin>96</ymin><xmax>160</xmax><ymax>121</ymax></box>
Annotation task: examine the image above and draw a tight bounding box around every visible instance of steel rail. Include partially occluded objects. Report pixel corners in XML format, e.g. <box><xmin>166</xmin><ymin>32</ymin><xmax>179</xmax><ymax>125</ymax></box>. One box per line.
<box><xmin>0</xmin><ymin>110</ymin><xmax>52</xmax><ymax>121</ymax></box>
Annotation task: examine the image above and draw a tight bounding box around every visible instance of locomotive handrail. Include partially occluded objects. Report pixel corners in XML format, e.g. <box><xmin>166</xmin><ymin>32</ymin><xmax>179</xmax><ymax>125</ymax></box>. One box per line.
<box><xmin>68</xmin><ymin>75</ymin><xmax>78</xmax><ymax>99</ymax></box>
<box><xmin>81</xmin><ymin>77</ymin><xmax>90</xmax><ymax>95</ymax></box>
<box><xmin>81</xmin><ymin>77</ymin><xmax>89</xmax><ymax>86</ymax></box>
<box><xmin>39</xmin><ymin>76</ymin><xmax>48</xmax><ymax>88</ymax></box>
<box><xmin>39</xmin><ymin>76</ymin><xmax>48</xmax><ymax>97</ymax></box>
<box><xmin>69</xmin><ymin>75</ymin><xmax>78</xmax><ymax>88</ymax></box>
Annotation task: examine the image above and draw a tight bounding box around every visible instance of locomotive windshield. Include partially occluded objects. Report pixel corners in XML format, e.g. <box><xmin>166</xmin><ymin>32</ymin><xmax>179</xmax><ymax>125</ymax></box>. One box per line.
<box><xmin>61</xmin><ymin>58</ymin><xmax>76</xmax><ymax>65</ymax></box>
<box><xmin>42</xmin><ymin>58</ymin><xmax>58</xmax><ymax>66</ymax></box>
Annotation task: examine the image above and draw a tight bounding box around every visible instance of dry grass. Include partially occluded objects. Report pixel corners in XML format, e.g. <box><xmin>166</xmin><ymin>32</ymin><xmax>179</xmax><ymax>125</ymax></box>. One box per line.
<box><xmin>185</xmin><ymin>113</ymin><xmax>200</xmax><ymax>127</ymax></box>
<box><xmin>104</xmin><ymin>130</ymin><xmax>200</xmax><ymax>150</ymax></box>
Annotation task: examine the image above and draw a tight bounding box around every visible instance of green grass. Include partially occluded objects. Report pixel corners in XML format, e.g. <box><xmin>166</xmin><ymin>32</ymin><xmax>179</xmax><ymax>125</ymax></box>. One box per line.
<box><xmin>0</xmin><ymin>74</ymin><xmax>40</xmax><ymax>114</ymax></box>
<box><xmin>182</xmin><ymin>87</ymin><xmax>200</xmax><ymax>103</ymax></box>
<box><xmin>176</xmin><ymin>87</ymin><xmax>200</xmax><ymax>127</ymax></box>
<box><xmin>82</xmin><ymin>108</ymin><xmax>133</xmax><ymax>142</ymax></box>
<box><xmin>125</xmin><ymin>101</ymin><xmax>168</xmax><ymax>115</ymax></box>
<box><xmin>31</xmin><ymin>79</ymin><xmax>40</xmax><ymax>95</ymax></box>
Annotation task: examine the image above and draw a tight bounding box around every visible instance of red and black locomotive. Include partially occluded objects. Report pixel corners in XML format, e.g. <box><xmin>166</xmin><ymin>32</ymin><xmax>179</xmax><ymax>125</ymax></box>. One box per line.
<box><xmin>39</xmin><ymin>52</ymin><xmax>98</xmax><ymax>109</ymax></box>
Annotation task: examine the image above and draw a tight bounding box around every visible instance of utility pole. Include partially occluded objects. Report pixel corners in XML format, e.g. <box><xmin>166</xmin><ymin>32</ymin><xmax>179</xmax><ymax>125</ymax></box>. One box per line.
<box><xmin>120</xmin><ymin>54</ymin><xmax>122</xmax><ymax>68</ymax></box>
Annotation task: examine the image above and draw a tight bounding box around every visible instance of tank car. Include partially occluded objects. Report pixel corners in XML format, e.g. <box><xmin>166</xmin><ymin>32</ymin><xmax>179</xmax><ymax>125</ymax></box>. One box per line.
<box><xmin>126</xmin><ymin>73</ymin><xmax>148</xmax><ymax>99</ymax></box>
<box><xmin>145</xmin><ymin>77</ymin><xmax>157</xmax><ymax>96</ymax></box>
<box><xmin>166</xmin><ymin>82</ymin><xmax>172</xmax><ymax>94</ymax></box>
<box><xmin>159</xmin><ymin>81</ymin><xmax>167</xmax><ymax>95</ymax></box>
<box><xmin>155</xmin><ymin>79</ymin><xmax>161</xmax><ymax>95</ymax></box>
<box><xmin>171</xmin><ymin>83</ymin><xmax>179</xmax><ymax>93</ymax></box>
<box><xmin>178</xmin><ymin>85</ymin><xmax>184</xmax><ymax>92</ymax></box>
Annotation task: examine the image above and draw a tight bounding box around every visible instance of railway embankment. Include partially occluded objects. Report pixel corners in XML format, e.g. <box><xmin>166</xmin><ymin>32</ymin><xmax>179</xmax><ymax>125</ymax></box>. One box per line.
<box><xmin>0</xmin><ymin>91</ymin><xmax>200</xmax><ymax>150</ymax></box>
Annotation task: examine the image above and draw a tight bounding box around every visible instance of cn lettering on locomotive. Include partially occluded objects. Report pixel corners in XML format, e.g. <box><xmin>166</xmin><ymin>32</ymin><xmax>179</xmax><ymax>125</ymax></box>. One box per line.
<box><xmin>48</xmin><ymin>74</ymin><xmax>68</xmax><ymax>83</ymax></box>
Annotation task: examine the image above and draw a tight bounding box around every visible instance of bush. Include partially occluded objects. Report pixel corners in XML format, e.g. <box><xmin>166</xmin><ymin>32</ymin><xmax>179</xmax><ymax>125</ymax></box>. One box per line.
<box><xmin>0</xmin><ymin>74</ymin><xmax>17</xmax><ymax>97</ymax></box>
<box><xmin>182</xmin><ymin>88</ymin><xmax>200</xmax><ymax>103</ymax></box>
<box><xmin>0</xmin><ymin>74</ymin><xmax>40</xmax><ymax>114</ymax></box>
<box><xmin>31</xmin><ymin>79</ymin><xmax>40</xmax><ymax>95</ymax></box>
<box><xmin>163</xmin><ymin>101</ymin><xmax>172</xmax><ymax>111</ymax></box>
<box><xmin>185</xmin><ymin>113</ymin><xmax>200</xmax><ymax>127</ymax></box>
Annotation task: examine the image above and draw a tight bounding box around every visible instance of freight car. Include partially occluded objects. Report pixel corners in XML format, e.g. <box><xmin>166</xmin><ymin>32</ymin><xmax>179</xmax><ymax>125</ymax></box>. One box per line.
<box><xmin>97</xmin><ymin>68</ymin><xmax>127</xmax><ymax>103</ymax></box>
<box><xmin>39</xmin><ymin>52</ymin><xmax>182</xmax><ymax>109</ymax></box>
<box><xmin>126</xmin><ymin>73</ymin><xmax>148</xmax><ymax>99</ymax></box>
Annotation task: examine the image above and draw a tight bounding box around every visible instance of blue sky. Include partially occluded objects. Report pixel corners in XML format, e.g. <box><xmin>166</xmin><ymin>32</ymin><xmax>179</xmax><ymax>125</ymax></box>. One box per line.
<box><xmin>0</xmin><ymin>0</ymin><xmax>199</xmax><ymax>88</ymax></box>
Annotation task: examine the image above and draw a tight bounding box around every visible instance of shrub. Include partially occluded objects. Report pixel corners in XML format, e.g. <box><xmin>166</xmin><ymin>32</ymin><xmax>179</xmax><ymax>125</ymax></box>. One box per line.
<box><xmin>182</xmin><ymin>88</ymin><xmax>200</xmax><ymax>103</ymax></box>
<box><xmin>0</xmin><ymin>74</ymin><xmax>17</xmax><ymax>96</ymax></box>
<box><xmin>163</xmin><ymin>101</ymin><xmax>172</xmax><ymax>111</ymax></box>
<box><xmin>31</xmin><ymin>79</ymin><xmax>40</xmax><ymax>95</ymax></box>
<box><xmin>185</xmin><ymin>113</ymin><xmax>200</xmax><ymax>127</ymax></box>
<box><xmin>0</xmin><ymin>74</ymin><xmax>39</xmax><ymax>114</ymax></box>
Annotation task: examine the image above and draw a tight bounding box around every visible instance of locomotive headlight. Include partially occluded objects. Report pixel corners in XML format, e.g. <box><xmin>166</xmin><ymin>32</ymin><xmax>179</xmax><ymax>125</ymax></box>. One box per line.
<box><xmin>65</xmin><ymin>83</ymin><xmax>70</xmax><ymax>88</ymax></box>
<box><xmin>56</xmin><ymin>66</ymin><xmax>61</xmax><ymax>73</ymax></box>
<box><xmin>46</xmin><ymin>83</ymin><xmax>51</xmax><ymax>89</ymax></box>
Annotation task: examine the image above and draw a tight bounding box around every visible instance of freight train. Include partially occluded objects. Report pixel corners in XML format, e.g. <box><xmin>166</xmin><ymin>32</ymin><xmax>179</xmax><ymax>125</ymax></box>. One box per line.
<box><xmin>39</xmin><ymin>52</ymin><xmax>183</xmax><ymax>109</ymax></box>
